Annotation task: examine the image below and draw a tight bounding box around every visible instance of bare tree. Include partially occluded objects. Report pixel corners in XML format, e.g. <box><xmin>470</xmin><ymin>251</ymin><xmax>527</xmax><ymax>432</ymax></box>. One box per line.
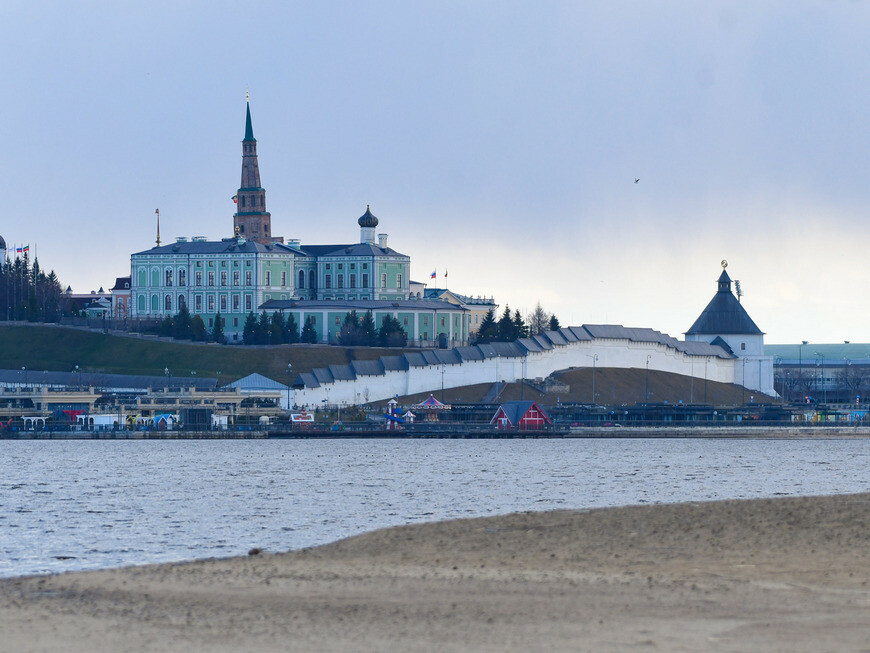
<box><xmin>527</xmin><ymin>302</ymin><xmax>550</xmax><ymax>336</ymax></box>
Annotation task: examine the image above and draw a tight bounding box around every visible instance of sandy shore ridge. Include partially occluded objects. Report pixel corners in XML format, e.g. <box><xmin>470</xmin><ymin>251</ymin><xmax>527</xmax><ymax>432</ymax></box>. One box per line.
<box><xmin>2</xmin><ymin>493</ymin><xmax>870</xmax><ymax>651</ymax></box>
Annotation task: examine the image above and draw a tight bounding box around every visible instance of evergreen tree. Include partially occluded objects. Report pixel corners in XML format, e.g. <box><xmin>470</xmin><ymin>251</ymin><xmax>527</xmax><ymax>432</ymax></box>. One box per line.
<box><xmin>159</xmin><ymin>315</ymin><xmax>175</xmax><ymax>337</ymax></box>
<box><xmin>284</xmin><ymin>313</ymin><xmax>299</xmax><ymax>344</ymax></box>
<box><xmin>475</xmin><ymin>308</ymin><xmax>498</xmax><ymax>344</ymax></box>
<box><xmin>301</xmin><ymin>315</ymin><xmax>318</xmax><ymax>343</ymax></box>
<box><xmin>255</xmin><ymin>310</ymin><xmax>270</xmax><ymax>345</ymax></box>
<box><xmin>191</xmin><ymin>315</ymin><xmax>208</xmax><ymax>341</ymax></box>
<box><xmin>270</xmin><ymin>312</ymin><xmax>286</xmax><ymax>344</ymax></box>
<box><xmin>497</xmin><ymin>306</ymin><xmax>515</xmax><ymax>342</ymax></box>
<box><xmin>211</xmin><ymin>311</ymin><xmax>226</xmax><ymax>343</ymax></box>
<box><xmin>548</xmin><ymin>314</ymin><xmax>561</xmax><ymax>331</ymax></box>
<box><xmin>378</xmin><ymin>314</ymin><xmax>407</xmax><ymax>347</ymax></box>
<box><xmin>338</xmin><ymin>310</ymin><xmax>364</xmax><ymax>346</ymax></box>
<box><xmin>174</xmin><ymin>303</ymin><xmax>193</xmax><ymax>340</ymax></box>
<box><xmin>242</xmin><ymin>311</ymin><xmax>257</xmax><ymax>344</ymax></box>
<box><xmin>359</xmin><ymin>310</ymin><xmax>377</xmax><ymax>346</ymax></box>
<box><xmin>512</xmin><ymin>309</ymin><xmax>528</xmax><ymax>339</ymax></box>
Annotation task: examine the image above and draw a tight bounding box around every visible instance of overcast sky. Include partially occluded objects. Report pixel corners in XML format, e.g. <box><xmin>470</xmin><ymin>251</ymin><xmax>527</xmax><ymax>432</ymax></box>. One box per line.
<box><xmin>2</xmin><ymin>1</ymin><xmax>868</xmax><ymax>344</ymax></box>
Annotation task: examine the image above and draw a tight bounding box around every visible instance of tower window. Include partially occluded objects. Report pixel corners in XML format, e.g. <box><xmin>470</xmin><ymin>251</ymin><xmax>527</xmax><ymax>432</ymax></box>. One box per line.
<box><xmin>241</xmin><ymin>196</ymin><xmax>246</xmax><ymax>207</ymax></box>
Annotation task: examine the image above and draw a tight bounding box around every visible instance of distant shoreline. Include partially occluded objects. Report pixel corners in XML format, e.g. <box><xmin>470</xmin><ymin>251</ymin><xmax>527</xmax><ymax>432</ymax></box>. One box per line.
<box><xmin>4</xmin><ymin>425</ymin><xmax>870</xmax><ymax>439</ymax></box>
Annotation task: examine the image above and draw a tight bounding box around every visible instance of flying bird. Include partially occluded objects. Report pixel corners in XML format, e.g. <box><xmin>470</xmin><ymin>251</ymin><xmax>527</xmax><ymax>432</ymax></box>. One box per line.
<box><xmin>634</xmin><ymin>178</ymin><xmax>640</xmax><ymax>183</ymax></box>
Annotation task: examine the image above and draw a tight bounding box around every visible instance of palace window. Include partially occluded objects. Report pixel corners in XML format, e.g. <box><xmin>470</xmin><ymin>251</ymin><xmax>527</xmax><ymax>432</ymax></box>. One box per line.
<box><xmin>208</xmin><ymin>295</ymin><xmax>215</xmax><ymax>312</ymax></box>
<box><xmin>265</xmin><ymin>270</ymin><xmax>271</xmax><ymax>286</ymax></box>
<box><xmin>326</xmin><ymin>263</ymin><xmax>331</xmax><ymax>270</ymax></box>
<box><xmin>362</xmin><ymin>274</ymin><xmax>368</xmax><ymax>288</ymax></box>
<box><xmin>195</xmin><ymin>271</ymin><xmax>202</xmax><ymax>286</ymax></box>
<box><xmin>281</xmin><ymin>271</ymin><xmax>286</xmax><ymax>287</ymax></box>
<box><xmin>338</xmin><ymin>263</ymin><xmax>343</xmax><ymax>270</ymax></box>
<box><xmin>298</xmin><ymin>270</ymin><xmax>305</xmax><ymax>289</ymax></box>
<box><xmin>325</xmin><ymin>275</ymin><xmax>331</xmax><ymax>289</ymax></box>
<box><xmin>245</xmin><ymin>295</ymin><xmax>252</xmax><ymax>311</ymax></box>
<box><xmin>309</xmin><ymin>270</ymin><xmax>315</xmax><ymax>289</ymax></box>
<box><xmin>233</xmin><ymin>295</ymin><xmax>240</xmax><ymax>311</ymax></box>
<box><xmin>397</xmin><ymin>273</ymin><xmax>402</xmax><ymax>289</ymax></box>
<box><xmin>195</xmin><ymin>295</ymin><xmax>202</xmax><ymax>312</ymax></box>
<box><xmin>337</xmin><ymin>275</ymin><xmax>344</xmax><ymax>289</ymax></box>
<box><xmin>164</xmin><ymin>294</ymin><xmax>172</xmax><ymax>311</ymax></box>
<box><xmin>381</xmin><ymin>273</ymin><xmax>387</xmax><ymax>288</ymax></box>
<box><xmin>220</xmin><ymin>295</ymin><xmax>227</xmax><ymax>312</ymax></box>
<box><xmin>165</xmin><ymin>269</ymin><xmax>173</xmax><ymax>287</ymax></box>
<box><xmin>233</xmin><ymin>270</ymin><xmax>240</xmax><ymax>286</ymax></box>
<box><xmin>208</xmin><ymin>271</ymin><xmax>215</xmax><ymax>286</ymax></box>
<box><xmin>350</xmin><ymin>275</ymin><xmax>356</xmax><ymax>288</ymax></box>
<box><xmin>178</xmin><ymin>269</ymin><xmax>186</xmax><ymax>286</ymax></box>
<box><xmin>220</xmin><ymin>271</ymin><xmax>228</xmax><ymax>286</ymax></box>
<box><xmin>245</xmin><ymin>270</ymin><xmax>252</xmax><ymax>286</ymax></box>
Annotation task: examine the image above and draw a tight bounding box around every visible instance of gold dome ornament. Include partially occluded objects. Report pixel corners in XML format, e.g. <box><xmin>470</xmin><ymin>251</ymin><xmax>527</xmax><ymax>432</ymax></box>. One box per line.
<box><xmin>721</xmin><ymin>260</ymin><xmax>728</xmax><ymax>269</ymax></box>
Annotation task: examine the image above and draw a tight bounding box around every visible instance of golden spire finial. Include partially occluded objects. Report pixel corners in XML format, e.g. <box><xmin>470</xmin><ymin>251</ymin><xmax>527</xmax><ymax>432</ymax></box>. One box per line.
<box><xmin>246</xmin><ymin>88</ymin><xmax>250</xmax><ymax>103</ymax></box>
<box><xmin>721</xmin><ymin>259</ymin><xmax>728</xmax><ymax>269</ymax></box>
<box><xmin>155</xmin><ymin>208</ymin><xmax>161</xmax><ymax>247</ymax></box>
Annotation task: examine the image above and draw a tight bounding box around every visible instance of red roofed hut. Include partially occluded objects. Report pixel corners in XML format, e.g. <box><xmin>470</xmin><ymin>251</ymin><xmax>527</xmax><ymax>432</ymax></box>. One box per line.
<box><xmin>490</xmin><ymin>401</ymin><xmax>553</xmax><ymax>430</ymax></box>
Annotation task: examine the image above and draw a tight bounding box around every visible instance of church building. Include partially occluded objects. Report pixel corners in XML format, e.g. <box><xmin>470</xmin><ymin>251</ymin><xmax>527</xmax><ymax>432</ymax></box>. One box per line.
<box><xmin>129</xmin><ymin>98</ymin><xmax>470</xmax><ymax>345</ymax></box>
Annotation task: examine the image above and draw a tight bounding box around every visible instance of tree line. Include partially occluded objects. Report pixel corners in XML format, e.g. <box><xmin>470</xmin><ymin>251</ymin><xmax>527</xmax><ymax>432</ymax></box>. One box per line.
<box><xmin>1</xmin><ymin>254</ymin><xmax>66</xmax><ymax>323</ymax></box>
<box><xmin>156</xmin><ymin>307</ymin><xmax>407</xmax><ymax>347</ymax></box>
<box><xmin>474</xmin><ymin>302</ymin><xmax>560</xmax><ymax>344</ymax></box>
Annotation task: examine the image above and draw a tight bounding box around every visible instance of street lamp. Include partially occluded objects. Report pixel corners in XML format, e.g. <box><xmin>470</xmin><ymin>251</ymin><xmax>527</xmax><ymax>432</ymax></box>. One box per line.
<box><xmin>645</xmin><ymin>354</ymin><xmax>651</xmax><ymax>402</ymax></box>
<box><xmin>74</xmin><ymin>364</ymin><xmax>81</xmax><ymax>388</ymax></box>
<box><xmin>742</xmin><ymin>358</ymin><xmax>747</xmax><ymax>405</ymax></box>
<box><xmin>441</xmin><ymin>364</ymin><xmax>446</xmax><ymax>403</ymax></box>
<box><xmin>799</xmin><ymin>340</ymin><xmax>808</xmax><ymax>398</ymax></box>
<box><xmin>704</xmin><ymin>357</ymin><xmax>710</xmax><ymax>403</ymax></box>
<box><xmin>286</xmin><ymin>363</ymin><xmax>292</xmax><ymax>411</ymax></box>
<box><xmin>165</xmin><ymin>367</ymin><xmax>170</xmax><ymax>389</ymax></box>
<box><xmin>587</xmin><ymin>353</ymin><xmax>598</xmax><ymax>404</ymax></box>
<box><xmin>814</xmin><ymin>351</ymin><xmax>826</xmax><ymax>404</ymax></box>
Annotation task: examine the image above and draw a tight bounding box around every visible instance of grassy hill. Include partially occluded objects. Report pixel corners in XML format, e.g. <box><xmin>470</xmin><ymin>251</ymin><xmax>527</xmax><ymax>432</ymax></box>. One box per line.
<box><xmin>0</xmin><ymin>324</ymin><xmax>404</xmax><ymax>384</ymax></box>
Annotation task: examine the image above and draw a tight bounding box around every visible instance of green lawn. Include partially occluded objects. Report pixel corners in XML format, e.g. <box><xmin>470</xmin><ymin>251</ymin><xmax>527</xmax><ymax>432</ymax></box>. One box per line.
<box><xmin>0</xmin><ymin>324</ymin><xmax>406</xmax><ymax>384</ymax></box>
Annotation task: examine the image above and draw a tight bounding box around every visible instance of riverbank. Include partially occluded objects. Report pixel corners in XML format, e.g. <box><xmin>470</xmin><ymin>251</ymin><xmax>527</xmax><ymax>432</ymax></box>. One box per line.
<box><xmin>5</xmin><ymin>424</ymin><xmax>870</xmax><ymax>439</ymax></box>
<box><xmin>1</xmin><ymin>493</ymin><xmax>869</xmax><ymax>651</ymax></box>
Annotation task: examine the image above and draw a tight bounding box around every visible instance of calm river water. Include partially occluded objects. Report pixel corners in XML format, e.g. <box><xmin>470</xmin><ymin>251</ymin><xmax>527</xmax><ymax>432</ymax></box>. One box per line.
<box><xmin>1</xmin><ymin>438</ymin><xmax>868</xmax><ymax>578</ymax></box>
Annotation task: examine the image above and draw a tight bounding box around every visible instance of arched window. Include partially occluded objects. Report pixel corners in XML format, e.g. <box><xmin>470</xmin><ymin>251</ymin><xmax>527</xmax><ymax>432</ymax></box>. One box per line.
<box><xmin>165</xmin><ymin>269</ymin><xmax>173</xmax><ymax>286</ymax></box>
<box><xmin>150</xmin><ymin>294</ymin><xmax>158</xmax><ymax>311</ymax></box>
<box><xmin>178</xmin><ymin>295</ymin><xmax>186</xmax><ymax>309</ymax></box>
<box><xmin>151</xmin><ymin>269</ymin><xmax>160</xmax><ymax>286</ymax></box>
<box><xmin>309</xmin><ymin>270</ymin><xmax>315</xmax><ymax>289</ymax></box>
<box><xmin>137</xmin><ymin>269</ymin><xmax>146</xmax><ymax>287</ymax></box>
<box><xmin>165</xmin><ymin>294</ymin><xmax>172</xmax><ymax>311</ymax></box>
<box><xmin>137</xmin><ymin>295</ymin><xmax>145</xmax><ymax>312</ymax></box>
<box><xmin>298</xmin><ymin>270</ymin><xmax>305</xmax><ymax>289</ymax></box>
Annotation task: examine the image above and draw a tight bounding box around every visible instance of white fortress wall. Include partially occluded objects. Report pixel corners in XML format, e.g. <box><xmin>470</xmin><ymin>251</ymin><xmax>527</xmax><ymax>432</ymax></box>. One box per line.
<box><xmin>289</xmin><ymin>327</ymin><xmax>773</xmax><ymax>408</ymax></box>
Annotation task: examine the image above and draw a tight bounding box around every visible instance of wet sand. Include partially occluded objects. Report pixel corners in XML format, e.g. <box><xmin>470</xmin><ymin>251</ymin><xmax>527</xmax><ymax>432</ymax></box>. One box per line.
<box><xmin>2</xmin><ymin>493</ymin><xmax>870</xmax><ymax>652</ymax></box>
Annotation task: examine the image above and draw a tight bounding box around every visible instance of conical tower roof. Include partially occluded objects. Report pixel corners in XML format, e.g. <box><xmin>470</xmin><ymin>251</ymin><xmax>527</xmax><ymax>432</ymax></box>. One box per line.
<box><xmin>685</xmin><ymin>266</ymin><xmax>763</xmax><ymax>335</ymax></box>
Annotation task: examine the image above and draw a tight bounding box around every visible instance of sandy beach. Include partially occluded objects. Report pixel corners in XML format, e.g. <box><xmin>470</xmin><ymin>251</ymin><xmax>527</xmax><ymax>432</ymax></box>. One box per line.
<box><xmin>2</xmin><ymin>493</ymin><xmax>870</xmax><ymax>652</ymax></box>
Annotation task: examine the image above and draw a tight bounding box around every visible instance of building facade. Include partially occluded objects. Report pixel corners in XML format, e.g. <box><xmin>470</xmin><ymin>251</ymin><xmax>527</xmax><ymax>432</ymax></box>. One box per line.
<box><xmin>130</xmin><ymin>99</ymin><xmax>417</xmax><ymax>340</ymax></box>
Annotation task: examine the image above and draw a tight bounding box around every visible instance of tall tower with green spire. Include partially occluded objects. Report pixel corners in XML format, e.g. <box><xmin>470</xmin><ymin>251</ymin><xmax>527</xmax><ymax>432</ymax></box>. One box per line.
<box><xmin>233</xmin><ymin>95</ymin><xmax>276</xmax><ymax>244</ymax></box>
